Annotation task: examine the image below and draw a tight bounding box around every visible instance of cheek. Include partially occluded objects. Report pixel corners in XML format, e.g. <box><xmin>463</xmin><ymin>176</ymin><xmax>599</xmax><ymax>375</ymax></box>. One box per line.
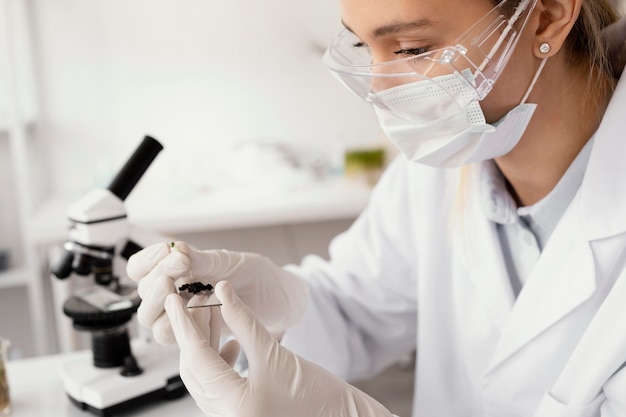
<box><xmin>478</xmin><ymin>90</ymin><xmax>503</xmax><ymax>124</ymax></box>
<box><xmin>481</xmin><ymin>74</ymin><xmax>530</xmax><ymax>123</ymax></box>
<box><xmin>481</xmin><ymin>37</ymin><xmax>538</xmax><ymax>123</ymax></box>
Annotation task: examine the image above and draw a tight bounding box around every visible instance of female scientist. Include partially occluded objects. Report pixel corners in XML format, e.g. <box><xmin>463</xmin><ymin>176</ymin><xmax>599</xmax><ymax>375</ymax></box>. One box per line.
<box><xmin>127</xmin><ymin>0</ymin><xmax>626</xmax><ymax>415</ymax></box>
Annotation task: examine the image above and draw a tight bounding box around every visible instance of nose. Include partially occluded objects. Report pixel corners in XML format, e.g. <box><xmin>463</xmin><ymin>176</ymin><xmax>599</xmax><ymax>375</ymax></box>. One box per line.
<box><xmin>367</xmin><ymin>50</ymin><xmax>413</xmax><ymax>93</ymax></box>
<box><xmin>368</xmin><ymin>48</ymin><xmax>460</xmax><ymax>95</ymax></box>
<box><xmin>370</xmin><ymin>74</ymin><xmax>407</xmax><ymax>94</ymax></box>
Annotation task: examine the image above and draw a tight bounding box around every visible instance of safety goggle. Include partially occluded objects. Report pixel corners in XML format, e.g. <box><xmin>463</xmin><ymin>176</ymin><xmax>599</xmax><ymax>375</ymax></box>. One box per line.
<box><xmin>323</xmin><ymin>0</ymin><xmax>538</xmax><ymax>121</ymax></box>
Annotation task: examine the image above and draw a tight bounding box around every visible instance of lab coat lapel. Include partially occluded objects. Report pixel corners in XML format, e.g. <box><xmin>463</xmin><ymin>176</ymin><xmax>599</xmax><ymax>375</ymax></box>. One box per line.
<box><xmin>540</xmin><ymin>262</ymin><xmax>626</xmax><ymax>408</ymax></box>
<box><xmin>485</xmin><ymin>202</ymin><xmax>596</xmax><ymax>372</ymax></box>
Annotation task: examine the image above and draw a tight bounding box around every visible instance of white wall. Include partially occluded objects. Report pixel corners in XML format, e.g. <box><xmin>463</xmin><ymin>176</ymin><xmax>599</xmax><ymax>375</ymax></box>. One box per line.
<box><xmin>29</xmin><ymin>0</ymin><xmax>383</xmax><ymax>199</ymax></box>
<box><xmin>1</xmin><ymin>0</ymin><xmax>384</xmax><ymax>358</ymax></box>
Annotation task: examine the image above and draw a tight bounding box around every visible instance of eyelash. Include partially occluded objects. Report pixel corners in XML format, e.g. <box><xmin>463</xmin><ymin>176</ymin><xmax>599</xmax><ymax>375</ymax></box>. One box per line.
<box><xmin>351</xmin><ymin>42</ymin><xmax>428</xmax><ymax>56</ymax></box>
<box><xmin>394</xmin><ymin>47</ymin><xmax>428</xmax><ymax>56</ymax></box>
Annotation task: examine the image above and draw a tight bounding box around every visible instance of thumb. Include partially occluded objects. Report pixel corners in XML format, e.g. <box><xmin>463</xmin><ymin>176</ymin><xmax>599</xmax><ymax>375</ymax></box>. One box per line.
<box><xmin>164</xmin><ymin>293</ymin><xmax>233</xmax><ymax>377</ymax></box>
<box><xmin>219</xmin><ymin>339</ymin><xmax>241</xmax><ymax>368</ymax></box>
<box><xmin>215</xmin><ymin>281</ymin><xmax>278</xmax><ymax>373</ymax></box>
<box><xmin>126</xmin><ymin>242</ymin><xmax>171</xmax><ymax>281</ymax></box>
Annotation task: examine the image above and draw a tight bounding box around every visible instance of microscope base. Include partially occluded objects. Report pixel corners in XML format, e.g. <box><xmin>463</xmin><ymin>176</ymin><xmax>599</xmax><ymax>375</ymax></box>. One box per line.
<box><xmin>60</xmin><ymin>340</ymin><xmax>185</xmax><ymax>417</ymax></box>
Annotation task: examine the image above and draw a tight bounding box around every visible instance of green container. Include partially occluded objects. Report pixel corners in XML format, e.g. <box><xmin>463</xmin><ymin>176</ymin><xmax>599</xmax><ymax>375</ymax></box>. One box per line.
<box><xmin>344</xmin><ymin>148</ymin><xmax>386</xmax><ymax>186</ymax></box>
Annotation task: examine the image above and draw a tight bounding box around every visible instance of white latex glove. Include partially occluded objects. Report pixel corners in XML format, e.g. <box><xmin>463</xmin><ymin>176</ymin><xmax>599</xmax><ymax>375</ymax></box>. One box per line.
<box><xmin>126</xmin><ymin>241</ymin><xmax>308</xmax><ymax>344</ymax></box>
<box><xmin>165</xmin><ymin>280</ymin><xmax>395</xmax><ymax>417</ymax></box>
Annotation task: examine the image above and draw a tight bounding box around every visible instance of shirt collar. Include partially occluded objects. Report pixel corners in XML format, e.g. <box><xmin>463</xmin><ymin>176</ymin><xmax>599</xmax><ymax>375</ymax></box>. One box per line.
<box><xmin>480</xmin><ymin>137</ymin><xmax>595</xmax><ymax>231</ymax></box>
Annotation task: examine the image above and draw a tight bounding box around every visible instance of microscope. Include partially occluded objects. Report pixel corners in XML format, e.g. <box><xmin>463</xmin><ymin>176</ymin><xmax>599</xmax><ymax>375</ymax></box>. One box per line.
<box><xmin>52</xmin><ymin>136</ymin><xmax>185</xmax><ymax>416</ymax></box>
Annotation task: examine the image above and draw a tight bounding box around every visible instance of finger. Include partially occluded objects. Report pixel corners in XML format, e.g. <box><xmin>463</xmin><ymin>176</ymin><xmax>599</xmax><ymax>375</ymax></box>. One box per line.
<box><xmin>187</xmin><ymin>248</ymin><xmax>245</xmax><ymax>280</ymax></box>
<box><xmin>178</xmin><ymin>353</ymin><xmax>205</xmax><ymax>401</ymax></box>
<box><xmin>136</xmin><ymin>251</ymin><xmax>193</xmax><ymax>301</ymax></box>
<box><xmin>170</xmin><ymin>242</ymin><xmax>216</xmax><ymax>278</ymax></box>
<box><xmin>169</xmin><ymin>241</ymin><xmax>193</xmax><ymax>256</ymax></box>
<box><xmin>154</xmin><ymin>250</ymin><xmax>193</xmax><ymax>279</ymax></box>
<box><xmin>214</xmin><ymin>281</ymin><xmax>278</xmax><ymax>376</ymax></box>
<box><xmin>135</xmin><ymin>249</ymin><xmax>196</xmax><ymax>327</ymax></box>
<box><xmin>187</xmin><ymin>293</ymin><xmax>214</xmax><ymax>343</ymax></box>
<box><xmin>208</xmin><ymin>299</ymin><xmax>222</xmax><ymax>351</ymax></box>
<box><xmin>178</xmin><ymin>354</ymin><xmax>224</xmax><ymax>417</ymax></box>
<box><xmin>126</xmin><ymin>242</ymin><xmax>171</xmax><ymax>281</ymax></box>
<box><xmin>151</xmin><ymin>313</ymin><xmax>176</xmax><ymax>345</ymax></box>
<box><xmin>145</xmin><ymin>292</ymin><xmax>217</xmax><ymax>345</ymax></box>
<box><xmin>219</xmin><ymin>339</ymin><xmax>241</xmax><ymax>368</ymax></box>
<box><xmin>136</xmin><ymin>274</ymin><xmax>176</xmax><ymax>327</ymax></box>
<box><xmin>164</xmin><ymin>294</ymin><xmax>241</xmax><ymax>384</ymax></box>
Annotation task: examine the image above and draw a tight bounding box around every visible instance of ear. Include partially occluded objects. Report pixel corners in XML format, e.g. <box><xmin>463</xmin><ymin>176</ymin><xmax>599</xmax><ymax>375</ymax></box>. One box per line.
<box><xmin>532</xmin><ymin>0</ymin><xmax>583</xmax><ymax>58</ymax></box>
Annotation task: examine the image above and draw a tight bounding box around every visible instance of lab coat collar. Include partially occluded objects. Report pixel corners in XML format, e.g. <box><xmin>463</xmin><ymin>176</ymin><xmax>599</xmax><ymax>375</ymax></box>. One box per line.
<box><xmin>579</xmin><ymin>74</ymin><xmax>626</xmax><ymax>240</ymax></box>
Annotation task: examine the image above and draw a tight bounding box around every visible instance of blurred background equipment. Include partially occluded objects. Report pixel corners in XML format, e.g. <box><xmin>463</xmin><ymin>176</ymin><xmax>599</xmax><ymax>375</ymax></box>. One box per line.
<box><xmin>0</xmin><ymin>337</ymin><xmax>10</xmax><ymax>416</ymax></box>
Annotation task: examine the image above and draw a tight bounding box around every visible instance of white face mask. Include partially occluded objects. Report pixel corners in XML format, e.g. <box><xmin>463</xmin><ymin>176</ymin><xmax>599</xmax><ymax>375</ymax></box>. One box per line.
<box><xmin>375</xmin><ymin>60</ymin><xmax>546</xmax><ymax>168</ymax></box>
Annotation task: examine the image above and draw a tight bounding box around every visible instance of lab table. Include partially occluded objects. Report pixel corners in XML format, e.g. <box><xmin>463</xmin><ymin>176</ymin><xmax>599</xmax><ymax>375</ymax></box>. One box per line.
<box><xmin>5</xmin><ymin>349</ymin><xmax>203</xmax><ymax>417</ymax></box>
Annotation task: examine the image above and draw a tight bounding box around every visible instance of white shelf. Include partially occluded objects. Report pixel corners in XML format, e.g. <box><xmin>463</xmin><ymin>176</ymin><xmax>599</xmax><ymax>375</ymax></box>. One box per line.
<box><xmin>0</xmin><ymin>266</ymin><xmax>30</xmax><ymax>288</ymax></box>
<box><xmin>0</xmin><ymin>0</ymin><xmax>48</xmax><ymax>356</ymax></box>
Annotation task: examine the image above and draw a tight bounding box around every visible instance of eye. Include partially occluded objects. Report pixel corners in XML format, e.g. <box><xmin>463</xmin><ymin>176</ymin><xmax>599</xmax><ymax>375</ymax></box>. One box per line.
<box><xmin>352</xmin><ymin>41</ymin><xmax>367</xmax><ymax>48</ymax></box>
<box><xmin>394</xmin><ymin>47</ymin><xmax>429</xmax><ymax>56</ymax></box>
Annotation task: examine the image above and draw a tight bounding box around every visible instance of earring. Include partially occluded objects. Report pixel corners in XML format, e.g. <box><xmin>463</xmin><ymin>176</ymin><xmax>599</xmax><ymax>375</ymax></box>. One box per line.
<box><xmin>539</xmin><ymin>42</ymin><xmax>551</xmax><ymax>54</ymax></box>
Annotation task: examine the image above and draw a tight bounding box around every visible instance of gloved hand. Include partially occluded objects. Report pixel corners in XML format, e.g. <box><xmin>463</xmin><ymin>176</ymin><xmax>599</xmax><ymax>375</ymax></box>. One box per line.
<box><xmin>165</xmin><ymin>280</ymin><xmax>395</xmax><ymax>417</ymax></box>
<box><xmin>603</xmin><ymin>15</ymin><xmax>626</xmax><ymax>77</ymax></box>
<box><xmin>126</xmin><ymin>241</ymin><xmax>308</xmax><ymax>344</ymax></box>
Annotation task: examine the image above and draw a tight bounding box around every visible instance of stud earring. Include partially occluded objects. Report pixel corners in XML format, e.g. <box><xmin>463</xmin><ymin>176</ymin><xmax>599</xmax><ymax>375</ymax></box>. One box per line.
<box><xmin>539</xmin><ymin>42</ymin><xmax>551</xmax><ymax>54</ymax></box>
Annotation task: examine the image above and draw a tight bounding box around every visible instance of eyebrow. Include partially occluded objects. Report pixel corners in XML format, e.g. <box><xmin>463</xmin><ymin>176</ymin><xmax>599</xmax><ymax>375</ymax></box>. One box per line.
<box><xmin>342</xmin><ymin>18</ymin><xmax>434</xmax><ymax>39</ymax></box>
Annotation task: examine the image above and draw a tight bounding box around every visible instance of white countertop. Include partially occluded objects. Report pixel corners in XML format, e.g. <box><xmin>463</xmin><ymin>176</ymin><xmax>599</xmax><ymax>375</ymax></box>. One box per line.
<box><xmin>27</xmin><ymin>177</ymin><xmax>372</xmax><ymax>246</ymax></box>
<box><xmin>5</xmin><ymin>347</ymin><xmax>203</xmax><ymax>417</ymax></box>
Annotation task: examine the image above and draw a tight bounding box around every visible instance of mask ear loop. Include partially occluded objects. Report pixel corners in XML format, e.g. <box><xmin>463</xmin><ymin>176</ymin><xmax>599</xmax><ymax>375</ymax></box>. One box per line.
<box><xmin>519</xmin><ymin>57</ymin><xmax>547</xmax><ymax>104</ymax></box>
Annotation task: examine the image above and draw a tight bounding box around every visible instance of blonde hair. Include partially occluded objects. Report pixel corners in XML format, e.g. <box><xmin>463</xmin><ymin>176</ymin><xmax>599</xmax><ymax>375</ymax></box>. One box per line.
<box><xmin>501</xmin><ymin>0</ymin><xmax>620</xmax><ymax>75</ymax></box>
<box><xmin>565</xmin><ymin>0</ymin><xmax>619</xmax><ymax>74</ymax></box>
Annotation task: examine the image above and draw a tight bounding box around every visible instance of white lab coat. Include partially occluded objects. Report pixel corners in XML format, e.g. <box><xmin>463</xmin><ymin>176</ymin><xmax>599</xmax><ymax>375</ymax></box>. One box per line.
<box><xmin>282</xmin><ymin>75</ymin><xmax>626</xmax><ymax>417</ymax></box>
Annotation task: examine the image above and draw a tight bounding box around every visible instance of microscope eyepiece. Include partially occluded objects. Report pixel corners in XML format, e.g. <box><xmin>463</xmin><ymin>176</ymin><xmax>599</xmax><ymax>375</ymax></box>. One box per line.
<box><xmin>107</xmin><ymin>136</ymin><xmax>163</xmax><ymax>201</ymax></box>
